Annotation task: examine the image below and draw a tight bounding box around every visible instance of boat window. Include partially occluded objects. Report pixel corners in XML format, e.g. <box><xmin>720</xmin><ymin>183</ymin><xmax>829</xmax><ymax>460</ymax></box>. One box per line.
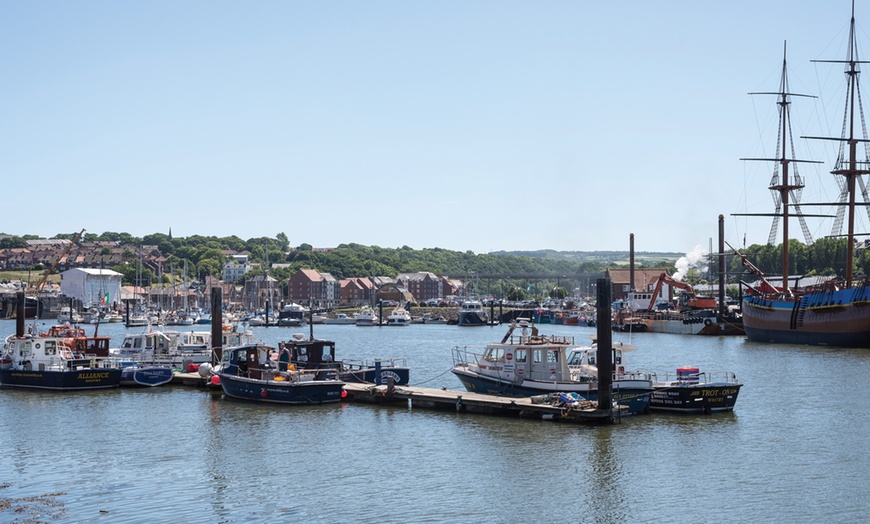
<box><xmin>614</xmin><ymin>349</ymin><xmax>622</xmax><ymax>365</ymax></box>
<box><xmin>567</xmin><ymin>351</ymin><xmax>583</xmax><ymax>366</ymax></box>
<box><xmin>515</xmin><ymin>349</ymin><xmax>527</xmax><ymax>363</ymax></box>
<box><xmin>588</xmin><ymin>353</ymin><xmax>597</xmax><ymax>366</ymax></box>
<box><xmin>533</xmin><ymin>349</ymin><xmax>543</xmax><ymax>363</ymax></box>
<box><xmin>547</xmin><ymin>350</ymin><xmax>559</xmax><ymax>364</ymax></box>
<box><xmin>485</xmin><ymin>348</ymin><xmax>505</xmax><ymax>363</ymax></box>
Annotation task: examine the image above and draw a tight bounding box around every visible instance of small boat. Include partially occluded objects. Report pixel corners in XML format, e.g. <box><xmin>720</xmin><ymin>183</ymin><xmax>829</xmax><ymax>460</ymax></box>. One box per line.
<box><xmin>214</xmin><ymin>343</ymin><xmax>345</xmax><ymax>404</ymax></box>
<box><xmin>355</xmin><ymin>306</ymin><xmax>379</xmax><ymax>326</ymax></box>
<box><xmin>451</xmin><ymin>319</ymin><xmax>653</xmax><ymax>414</ymax></box>
<box><xmin>419</xmin><ymin>313</ymin><xmax>447</xmax><ymax>324</ymax></box>
<box><xmin>277</xmin><ymin>303</ymin><xmax>309</xmax><ymax>327</ymax></box>
<box><xmin>57</xmin><ymin>306</ymin><xmax>83</xmax><ymax>324</ymax></box>
<box><xmin>386</xmin><ymin>306</ymin><xmax>411</xmax><ymax>326</ymax></box>
<box><xmin>457</xmin><ymin>299</ymin><xmax>491</xmax><ymax>326</ymax></box>
<box><xmin>648</xmin><ymin>366</ymin><xmax>742</xmax><ymax>413</ymax></box>
<box><xmin>324</xmin><ymin>313</ymin><xmax>356</xmax><ymax>325</ymax></box>
<box><xmin>280</xmin><ymin>333</ymin><xmax>410</xmax><ymax>385</ymax></box>
<box><xmin>118</xmin><ymin>362</ymin><xmax>174</xmax><ymax>387</ymax></box>
<box><xmin>0</xmin><ymin>332</ymin><xmax>121</xmax><ymax>390</ymax></box>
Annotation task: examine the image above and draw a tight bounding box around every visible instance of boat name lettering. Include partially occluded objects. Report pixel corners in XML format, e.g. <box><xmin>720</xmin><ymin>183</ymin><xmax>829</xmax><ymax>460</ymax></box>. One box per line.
<box><xmin>379</xmin><ymin>371</ymin><xmax>402</xmax><ymax>383</ymax></box>
<box><xmin>79</xmin><ymin>372</ymin><xmax>111</xmax><ymax>380</ymax></box>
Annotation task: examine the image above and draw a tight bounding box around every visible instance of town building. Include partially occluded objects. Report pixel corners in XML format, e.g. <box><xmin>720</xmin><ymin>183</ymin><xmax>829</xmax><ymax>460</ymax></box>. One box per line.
<box><xmin>59</xmin><ymin>268</ymin><xmax>123</xmax><ymax>309</ymax></box>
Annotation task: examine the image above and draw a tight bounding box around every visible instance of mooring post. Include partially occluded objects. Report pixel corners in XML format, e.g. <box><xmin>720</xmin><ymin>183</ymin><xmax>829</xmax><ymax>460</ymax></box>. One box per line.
<box><xmin>210</xmin><ymin>287</ymin><xmax>223</xmax><ymax>365</ymax></box>
<box><xmin>718</xmin><ymin>214</ymin><xmax>727</xmax><ymax>318</ymax></box>
<box><xmin>15</xmin><ymin>291</ymin><xmax>25</xmax><ymax>337</ymax></box>
<box><xmin>596</xmin><ymin>277</ymin><xmax>613</xmax><ymax>411</ymax></box>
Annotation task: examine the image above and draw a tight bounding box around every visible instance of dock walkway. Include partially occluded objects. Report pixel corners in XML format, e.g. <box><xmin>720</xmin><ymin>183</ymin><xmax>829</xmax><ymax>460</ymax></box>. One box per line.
<box><xmin>171</xmin><ymin>372</ymin><xmax>621</xmax><ymax>424</ymax></box>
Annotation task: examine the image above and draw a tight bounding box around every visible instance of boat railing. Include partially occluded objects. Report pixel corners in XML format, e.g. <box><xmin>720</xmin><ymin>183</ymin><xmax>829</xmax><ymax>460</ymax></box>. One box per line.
<box><xmin>647</xmin><ymin>370</ymin><xmax>740</xmax><ymax>385</ymax></box>
<box><xmin>452</xmin><ymin>346</ymin><xmax>483</xmax><ymax>367</ymax></box>
<box><xmin>343</xmin><ymin>357</ymin><xmax>408</xmax><ymax>370</ymax></box>
<box><xmin>506</xmin><ymin>334</ymin><xmax>574</xmax><ymax>346</ymax></box>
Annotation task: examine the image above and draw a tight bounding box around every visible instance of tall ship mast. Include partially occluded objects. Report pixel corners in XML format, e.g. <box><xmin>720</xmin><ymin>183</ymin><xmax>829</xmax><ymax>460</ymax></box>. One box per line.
<box><xmin>734</xmin><ymin>4</ymin><xmax>870</xmax><ymax>347</ymax></box>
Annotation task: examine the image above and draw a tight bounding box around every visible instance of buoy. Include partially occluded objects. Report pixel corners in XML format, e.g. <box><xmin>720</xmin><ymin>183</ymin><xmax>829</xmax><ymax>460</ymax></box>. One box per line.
<box><xmin>210</xmin><ymin>375</ymin><xmax>220</xmax><ymax>386</ymax></box>
<box><xmin>341</xmin><ymin>389</ymin><xmax>347</xmax><ymax>399</ymax></box>
<box><xmin>260</xmin><ymin>388</ymin><xmax>269</xmax><ymax>398</ymax></box>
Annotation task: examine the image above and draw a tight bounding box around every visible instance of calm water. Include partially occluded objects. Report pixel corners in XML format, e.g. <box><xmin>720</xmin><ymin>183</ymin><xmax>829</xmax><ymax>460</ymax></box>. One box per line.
<box><xmin>1</xmin><ymin>319</ymin><xmax>869</xmax><ymax>523</ymax></box>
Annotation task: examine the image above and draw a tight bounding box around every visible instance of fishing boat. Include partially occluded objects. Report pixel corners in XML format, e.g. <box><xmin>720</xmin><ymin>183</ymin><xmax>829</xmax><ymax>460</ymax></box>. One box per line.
<box><xmin>734</xmin><ymin>15</ymin><xmax>870</xmax><ymax>348</ymax></box>
<box><xmin>0</xmin><ymin>332</ymin><xmax>121</xmax><ymax>390</ymax></box>
<box><xmin>280</xmin><ymin>333</ymin><xmax>410</xmax><ymax>385</ymax></box>
<box><xmin>214</xmin><ymin>343</ymin><xmax>345</xmax><ymax>404</ymax></box>
<box><xmin>647</xmin><ymin>366</ymin><xmax>742</xmax><ymax>414</ymax></box>
<box><xmin>457</xmin><ymin>299</ymin><xmax>491</xmax><ymax>326</ymax></box>
<box><xmin>451</xmin><ymin>319</ymin><xmax>652</xmax><ymax>415</ymax></box>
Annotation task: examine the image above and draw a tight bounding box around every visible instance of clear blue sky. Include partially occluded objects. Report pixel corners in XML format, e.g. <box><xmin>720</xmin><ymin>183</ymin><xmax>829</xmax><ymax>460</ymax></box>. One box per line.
<box><xmin>2</xmin><ymin>2</ymin><xmax>867</xmax><ymax>255</ymax></box>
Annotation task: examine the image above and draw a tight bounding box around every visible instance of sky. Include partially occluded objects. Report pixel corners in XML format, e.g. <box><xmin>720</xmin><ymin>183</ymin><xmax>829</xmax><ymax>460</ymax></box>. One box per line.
<box><xmin>2</xmin><ymin>1</ymin><xmax>869</xmax><ymax>255</ymax></box>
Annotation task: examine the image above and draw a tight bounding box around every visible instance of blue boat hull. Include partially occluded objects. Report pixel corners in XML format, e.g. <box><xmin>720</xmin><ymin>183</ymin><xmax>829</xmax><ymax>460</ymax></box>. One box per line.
<box><xmin>218</xmin><ymin>374</ymin><xmax>344</xmax><ymax>404</ymax></box>
<box><xmin>0</xmin><ymin>368</ymin><xmax>121</xmax><ymax>390</ymax></box>
<box><xmin>120</xmin><ymin>366</ymin><xmax>174</xmax><ymax>387</ymax></box>
<box><xmin>339</xmin><ymin>366</ymin><xmax>410</xmax><ymax>385</ymax></box>
<box><xmin>452</xmin><ymin>370</ymin><xmax>651</xmax><ymax>415</ymax></box>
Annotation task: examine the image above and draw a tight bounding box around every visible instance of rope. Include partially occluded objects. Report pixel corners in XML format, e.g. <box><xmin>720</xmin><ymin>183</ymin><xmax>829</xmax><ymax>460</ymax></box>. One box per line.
<box><xmin>410</xmin><ymin>367</ymin><xmax>455</xmax><ymax>387</ymax></box>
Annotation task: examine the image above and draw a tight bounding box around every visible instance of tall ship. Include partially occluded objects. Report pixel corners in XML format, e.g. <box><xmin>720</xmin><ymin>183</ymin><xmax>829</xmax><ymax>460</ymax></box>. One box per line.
<box><xmin>735</xmin><ymin>7</ymin><xmax>870</xmax><ymax>347</ymax></box>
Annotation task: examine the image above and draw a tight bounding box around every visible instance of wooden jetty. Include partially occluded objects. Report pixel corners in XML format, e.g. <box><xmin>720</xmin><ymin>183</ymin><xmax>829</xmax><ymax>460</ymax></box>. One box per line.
<box><xmin>170</xmin><ymin>372</ymin><xmax>621</xmax><ymax>423</ymax></box>
<box><xmin>342</xmin><ymin>382</ymin><xmax>621</xmax><ymax>424</ymax></box>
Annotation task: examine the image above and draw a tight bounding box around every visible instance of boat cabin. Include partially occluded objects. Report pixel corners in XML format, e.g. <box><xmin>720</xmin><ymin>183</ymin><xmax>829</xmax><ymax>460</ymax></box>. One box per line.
<box><xmin>279</xmin><ymin>336</ymin><xmax>340</xmax><ymax>379</ymax></box>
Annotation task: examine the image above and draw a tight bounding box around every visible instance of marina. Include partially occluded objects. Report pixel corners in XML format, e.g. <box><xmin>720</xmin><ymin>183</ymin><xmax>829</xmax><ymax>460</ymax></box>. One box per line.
<box><xmin>1</xmin><ymin>318</ymin><xmax>869</xmax><ymax>522</ymax></box>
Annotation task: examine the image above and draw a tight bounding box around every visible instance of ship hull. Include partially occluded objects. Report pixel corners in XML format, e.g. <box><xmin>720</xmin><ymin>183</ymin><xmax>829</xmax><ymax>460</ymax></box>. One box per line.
<box><xmin>742</xmin><ymin>287</ymin><xmax>870</xmax><ymax>347</ymax></box>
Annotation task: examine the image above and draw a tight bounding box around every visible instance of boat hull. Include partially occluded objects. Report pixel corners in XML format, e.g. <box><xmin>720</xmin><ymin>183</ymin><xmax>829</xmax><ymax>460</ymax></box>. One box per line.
<box><xmin>650</xmin><ymin>383</ymin><xmax>742</xmax><ymax>413</ymax></box>
<box><xmin>742</xmin><ymin>289</ymin><xmax>870</xmax><ymax>347</ymax></box>
<box><xmin>217</xmin><ymin>374</ymin><xmax>344</xmax><ymax>404</ymax></box>
<box><xmin>452</xmin><ymin>368</ymin><xmax>651</xmax><ymax>415</ymax></box>
<box><xmin>339</xmin><ymin>366</ymin><xmax>410</xmax><ymax>386</ymax></box>
<box><xmin>0</xmin><ymin>368</ymin><xmax>121</xmax><ymax>390</ymax></box>
<box><xmin>120</xmin><ymin>366</ymin><xmax>174</xmax><ymax>387</ymax></box>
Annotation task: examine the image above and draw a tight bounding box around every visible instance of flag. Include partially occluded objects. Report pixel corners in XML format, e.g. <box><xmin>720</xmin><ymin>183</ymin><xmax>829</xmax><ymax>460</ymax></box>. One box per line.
<box><xmin>102</xmin><ymin>292</ymin><xmax>109</xmax><ymax>306</ymax></box>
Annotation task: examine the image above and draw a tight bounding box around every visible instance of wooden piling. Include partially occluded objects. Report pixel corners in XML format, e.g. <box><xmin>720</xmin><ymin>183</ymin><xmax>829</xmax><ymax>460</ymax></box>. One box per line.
<box><xmin>596</xmin><ymin>277</ymin><xmax>613</xmax><ymax>410</ymax></box>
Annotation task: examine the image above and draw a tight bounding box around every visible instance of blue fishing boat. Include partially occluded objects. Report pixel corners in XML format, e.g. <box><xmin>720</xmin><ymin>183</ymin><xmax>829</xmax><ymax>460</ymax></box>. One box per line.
<box><xmin>214</xmin><ymin>343</ymin><xmax>345</xmax><ymax>404</ymax></box>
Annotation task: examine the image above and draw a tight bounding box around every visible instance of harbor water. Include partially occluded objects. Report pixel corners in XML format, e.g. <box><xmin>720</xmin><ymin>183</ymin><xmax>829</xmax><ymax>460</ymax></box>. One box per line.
<box><xmin>1</xmin><ymin>319</ymin><xmax>869</xmax><ymax>523</ymax></box>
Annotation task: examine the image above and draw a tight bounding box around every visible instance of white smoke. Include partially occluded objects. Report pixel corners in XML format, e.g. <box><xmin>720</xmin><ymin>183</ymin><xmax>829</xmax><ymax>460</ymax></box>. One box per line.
<box><xmin>673</xmin><ymin>245</ymin><xmax>707</xmax><ymax>281</ymax></box>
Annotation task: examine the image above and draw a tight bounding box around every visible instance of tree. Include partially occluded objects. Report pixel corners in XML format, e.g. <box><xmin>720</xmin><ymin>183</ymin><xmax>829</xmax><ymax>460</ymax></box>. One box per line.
<box><xmin>505</xmin><ymin>286</ymin><xmax>526</xmax><ymax>301</ymax></box>
<box><xmin>550</xmin><ymin>286</ymin><xmax>568</xmax><ymax>300</ymax></box>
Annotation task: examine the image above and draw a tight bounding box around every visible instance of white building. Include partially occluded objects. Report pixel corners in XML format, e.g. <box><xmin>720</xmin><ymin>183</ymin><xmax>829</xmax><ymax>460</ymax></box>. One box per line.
<box><xmin>60</xmin><ymin>268</ymin><xmax>123</xmax><ymax>308</ymax></box>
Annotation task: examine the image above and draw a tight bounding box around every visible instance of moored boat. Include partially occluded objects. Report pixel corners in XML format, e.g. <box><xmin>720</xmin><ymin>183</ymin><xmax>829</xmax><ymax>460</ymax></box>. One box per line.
<box><xmin>734</xmin><ymin>11</ymin><xmax>870</xmax><ymax>347</ymax></box>
<box><xmin>118</xmin><ymin>363</ymin><xmax>174</xmax><ymax>387</ymax></box>
<box><xmin>457</xmin><ymin>299</ymin><xmax>491</xmax><ymax>326</ymax></box>
<box><xmin>0</xmin><ymin>333</ymin><xmax>121</xmax><ymax>390</ymax></box>
<box><xmin>355</xmin><ymin>306</ymin><xmax>379</xmax><ymax>326</ymax></box>
<box><xmin>324</xmin><ymin>313</ymin><xmax>356</xmax><ymax>325</ymax></box>
<box><xmin>214</xmin><ymin>343</ymin><xmax>345</xmax><ymax>404</ymax></box>
<box><xmin>280</xmin><ymin>333</ymin><xmax>410</xmax><ymax>385</ymax></box>
<box><xmin>451</xmin><ymin>319</ymin><xmax>652</xmax><ymax>415</ymax></box>
<box><xmin>386</xmin><ymin>306</ymin><xmax>411</xmax><ymax>326</ymax></box>
<box><xmin>648</xmin><ymin>366</ymin><xmax>742</xmax><ymax>413</ymax></box>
